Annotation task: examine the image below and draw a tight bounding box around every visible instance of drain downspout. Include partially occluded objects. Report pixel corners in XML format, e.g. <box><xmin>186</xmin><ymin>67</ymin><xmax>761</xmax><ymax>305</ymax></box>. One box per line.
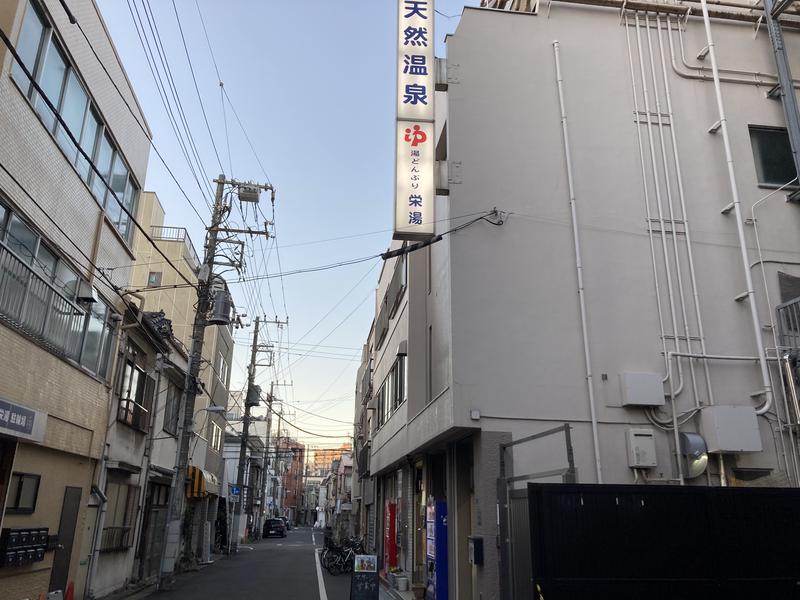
<box><xmin>553</xmin><ymin>40</ymin><xmax>603</xmax><ymax>484</ymax></box>
<box><xmin>698</xmin><ymin>0</ymin><xmax>775</xmax><ymax>417</ymax></box>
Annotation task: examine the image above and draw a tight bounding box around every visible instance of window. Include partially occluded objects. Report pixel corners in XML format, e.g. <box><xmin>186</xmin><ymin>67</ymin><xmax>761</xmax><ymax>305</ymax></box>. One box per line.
<box><xmin>216</xmin><ymin>351</ymin><xmax>229</xmax><ymax>386</ymax></box>
<box><xmin>749</xmin><ymin>126</ymin><xmax>799</xmax><ymax>188</ymax></box>
<box><xmin>100</xmin><ymin>476</ymin><xmax>138</xmax><ymax>552</ymax></box>
<box><xmin>11</xmin><ymin>2</ymin><xmax>45</xmax><ymax>94</ymax></box>
<box><xmin>116</xmin><ymin>341</ymin><xmax>155</xmax><ymax>432</ymax></box>
<box><xmin>162</xmin><ymin>379</ymin><xmax>181</xmax><ymax>435</ymax></box>
<box><xmin>210</xmin><ymin>421</ymin><xmax>223</xmax><ymax>453</ymax></box>
<box><xmin>34</xmin><ymin>38</ymin><xmax>66</xmax><ymax>131</ymax></box>
<box><xmin>55</xmin><ymin>71</ymin><xmax>88</xmax><ymax>162</ymax></box>
<box><xmin>375</xmin><ymin>356</ymin><xmax>407</xmax><ymax>429</ymax></box>
<box><xmin>11</xmin><ymin>1</ymin><xmax>139</xmax><ymax>243</ymax></box>
<box><xmin>6</xmin><ymin>473</ymin><xmax>40</xmax><ymax>513</ymax></box>
<box><xmin>147</xmin><ymin>272</ymin><xmax>162</xmax><ymax>288</ymax></box>
<box><xmin>0</xmin><ymin>201</ymin><xmax>116</xmax><ymax>376</ymax></box>
<box><xmin>392</xmin><ymin>356</ymin><xmax>406</xmax><ymax>411</ymax></box>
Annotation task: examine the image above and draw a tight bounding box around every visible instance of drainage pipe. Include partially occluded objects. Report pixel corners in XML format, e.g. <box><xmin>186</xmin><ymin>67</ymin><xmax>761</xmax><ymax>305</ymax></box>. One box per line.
<box><xmin>655</xmin><ymin>14</ymin><xmax>715</xmax><ymax>407</ymax></box>
<box><xmin>751</xmin><ymin>180</ymin><xmax>800</xmax><ymax>484</ymax></box>
<box><xmin>553</xmin><ymin>40</ymin><xmax>603</xmax><ymax>484</ymax></box>
<box><xmin>645</xmin><ymin>13</ymin><xmax>700</xmax><ymax>408</ymax></box>
<box><xmin>624</xmin><ymin>13</ymin><xmax>671</xmax><ymax>382</ymax></box>
<box><xmin>635</xmin><ymin>13</ymin><xmax>686</xmax><ymax>397</ymax></box>
<box><xmin>698</xmin><ymin>0</ymin><xmax>775</xmax><ymax>416</ymax></box>
<box><xmin>665</xmin><ymin>16</ymin><xmax>800</xmax><ymax>89</ymax></box>
<box><xmin>675</xmin><ymin>15</ymin><xmax>800</xmax><ymax>87</ymax></box>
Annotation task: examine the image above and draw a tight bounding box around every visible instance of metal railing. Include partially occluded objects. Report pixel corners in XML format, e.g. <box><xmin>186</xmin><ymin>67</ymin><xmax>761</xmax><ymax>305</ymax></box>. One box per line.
<box><xmin>778</xmin><ymin>297</ymin><xmax>800</xmax><ymax>350</ymax></box>
<box><xmin>360</xmin><ymin>362</ymin><xmax>372</xmax><ymax>405</ymax></box>
<box><xmin>0</xmin><ymin>241</ymin><xmax>85</xmax><ymax>359</ymax></box>
<box><xmin>150</xmin><ymin>226</ymin><xmax>200</xmax><ymax>273</ymax></box>
<box><xmin>99</xmin><ymin>526</ymin><xmax>132</xmax><ymax>552</ymax></box>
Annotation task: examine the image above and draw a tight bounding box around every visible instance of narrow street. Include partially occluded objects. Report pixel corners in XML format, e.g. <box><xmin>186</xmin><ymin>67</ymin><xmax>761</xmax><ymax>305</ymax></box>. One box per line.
<box><xmin>153</xmin><ymin>527</ymin><xmax>382</xmax><ymax>600</ymax></box>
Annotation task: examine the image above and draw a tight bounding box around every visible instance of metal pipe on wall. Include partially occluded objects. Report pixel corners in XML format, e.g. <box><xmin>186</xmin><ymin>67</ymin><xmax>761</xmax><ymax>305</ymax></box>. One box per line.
<box><xmin>654</xmin><ymin>14</ymin><xmax>716</xmax><ymax>409</ymax></box>
<box><xmin>698</xmin><ymin>0</ymin><xmax>776</xmax><ymax>417</ymax></box>
<box><xmin>644</xmin><ymin>13</ymin><xmax>701</xmax><ymax>409</ymax></box>
<box><xmin>750</xmin><ymin>182</ymin><xmax>800</xmax><ymax>484</ymax></box>
<box><xmin>552</xmin><ymin>40</ymin><xmax>604</xmax><ymax>484</ymax></box>
<box><xmin>634</xmin><ymin>13</ymin><xmax>686</xmax><ymax>398</ymax></box>
<box><xmin>624</xmin><ymin>13</ymin><xmax>671</xmax><ymax>384</ymax></box>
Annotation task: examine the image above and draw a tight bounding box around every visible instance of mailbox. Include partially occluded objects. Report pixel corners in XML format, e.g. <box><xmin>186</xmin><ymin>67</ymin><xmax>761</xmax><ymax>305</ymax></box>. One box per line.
<box><xmin>468</xmin><ymin>536</ymin><xmax>484</xmax><ymax>566</ymax></box>
<box><xmin>0</xmin><ymin>528</ymin><xmax>49</xmax><ymax>568</ymax></box>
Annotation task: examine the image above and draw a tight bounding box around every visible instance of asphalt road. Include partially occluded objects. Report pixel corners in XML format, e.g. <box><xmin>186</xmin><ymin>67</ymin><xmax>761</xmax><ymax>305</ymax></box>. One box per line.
<box><xmin>152</xmin><ymin>526</ymin><xmax>384</xmax><ymax>600</ymax></box>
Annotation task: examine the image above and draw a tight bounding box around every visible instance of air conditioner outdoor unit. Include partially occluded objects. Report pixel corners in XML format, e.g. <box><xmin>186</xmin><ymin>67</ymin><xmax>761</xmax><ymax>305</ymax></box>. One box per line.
<box><xmin>76</xmin><ymin>281</ymin><xmax>98</xmax><ymax>304</ymax></box>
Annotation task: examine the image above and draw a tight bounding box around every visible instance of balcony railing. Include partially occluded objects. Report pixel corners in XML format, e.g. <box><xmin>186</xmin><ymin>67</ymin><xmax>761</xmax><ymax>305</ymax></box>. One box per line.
<box><xmin>151</xmin><ymin>226</ymin><xmax>200</xmax><ymax>273</ymax></box>
<box><xmin>360</xmin><ymin>361</ymin><xmax>372</xmax><ymax>405</ymax></box>
<box><xmin>0</xmin><ymin>241</ymin><xmax>85</xmax><ymax>359</ymax></box>
<box><xmin>778</xmin><ymin>297</ymin><xmax>800</xmax><ymax>350</ymax></box>
<box><xmin>99</xmin><ymin>526</ymin><xmax>132</xmax><ymax>552</ymax></box>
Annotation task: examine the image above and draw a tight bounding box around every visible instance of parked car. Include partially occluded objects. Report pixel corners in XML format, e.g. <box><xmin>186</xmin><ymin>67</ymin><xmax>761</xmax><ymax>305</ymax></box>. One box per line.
<box><xmin>281</xmin><ymin>517</ymin><xmax>292</xmax><ymax>531</ymax></box>
<box><xmin>263</xmin><ymin>518</ymin><xmax>286</xmax><ymax>538</ymax></box>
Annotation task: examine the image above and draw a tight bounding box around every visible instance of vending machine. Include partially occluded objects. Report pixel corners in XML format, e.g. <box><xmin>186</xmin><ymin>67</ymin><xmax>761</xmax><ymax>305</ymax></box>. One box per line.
<box><xmin>425</xmin><ymin>499</ymin><xmax>448</xmax><ymax>600</ymax></box>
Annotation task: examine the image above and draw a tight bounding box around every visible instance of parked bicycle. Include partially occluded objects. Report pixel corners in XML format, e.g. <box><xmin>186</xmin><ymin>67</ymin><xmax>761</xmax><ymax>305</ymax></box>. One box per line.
<box><xmin>321</xmin><ymin>536</ymin><xmax>365</xmax><ymax>575</ymax></box>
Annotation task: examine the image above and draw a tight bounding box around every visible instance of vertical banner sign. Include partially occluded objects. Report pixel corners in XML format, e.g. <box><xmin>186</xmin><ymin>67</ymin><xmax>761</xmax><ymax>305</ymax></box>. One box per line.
<box><xmin>394</xmin><ymin>0</ymin><xmax>435</xmax><ymax>240</ymax></box>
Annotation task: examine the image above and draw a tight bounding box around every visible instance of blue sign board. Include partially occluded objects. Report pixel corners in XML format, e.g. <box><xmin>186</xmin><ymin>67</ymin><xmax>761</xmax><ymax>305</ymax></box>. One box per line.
<box><xmin>230</xmin><ymin>486</ymin><xmax>241</xmax><ymax>496</ymax></box>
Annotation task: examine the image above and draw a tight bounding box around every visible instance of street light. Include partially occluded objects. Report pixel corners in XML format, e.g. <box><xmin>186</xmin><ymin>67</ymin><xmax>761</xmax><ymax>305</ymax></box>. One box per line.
<box><xmin>193</xmin><ymin>405</ymin><xmax>226</xmax><ymax>422</ymax></box>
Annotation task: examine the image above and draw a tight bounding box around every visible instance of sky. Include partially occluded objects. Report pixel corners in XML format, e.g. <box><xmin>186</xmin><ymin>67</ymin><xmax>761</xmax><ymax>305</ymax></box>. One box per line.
<box><xmin>95</xmin><ymin>0</ymin><xmax>479</xmax><ymax>450</ymax></box>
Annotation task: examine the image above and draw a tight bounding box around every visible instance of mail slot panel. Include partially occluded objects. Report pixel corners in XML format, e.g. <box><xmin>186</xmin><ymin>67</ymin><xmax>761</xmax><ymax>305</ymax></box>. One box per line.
<box><xmin>0</xmin><ymin>528</ymin><xmax>50</xmax><ymax>568</ymax></box>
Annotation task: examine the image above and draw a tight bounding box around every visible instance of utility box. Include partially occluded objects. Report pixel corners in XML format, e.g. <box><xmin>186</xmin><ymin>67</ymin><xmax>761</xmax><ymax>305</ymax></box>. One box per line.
<box><xmin>620</xmin><ymin>372</ymin><xmax>665</xmax><ymax>407</ymax></box>
<box><xmin>700</xmin><ymin>405</ymin><xmax>762</xmax><ymax>453</ymax></box>
<box><xmin>626</xmin><ymin>428</ymin><xmax>657</xmax><ymax>468</ymax></box>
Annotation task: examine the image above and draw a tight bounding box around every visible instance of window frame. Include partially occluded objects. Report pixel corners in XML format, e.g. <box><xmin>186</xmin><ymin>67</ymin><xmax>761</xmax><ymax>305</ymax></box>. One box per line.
<box><xmin>10</xmin><ymin>0</ymin><xmax>141</xmax><ymax>244</ymax></box>
<box><xmin>162</xmin><ymin>378</ymin><xmax>181</xmax><ymax>436</ymax></box>
<box><xmin>115</xmin><ymin>340</ymin><xmax>154</xmax><ymax>432</ymax></box>
<box><xmin>6</xmin><ymin>472</ymin><xmax>41</xmax><ymax>514</ymax></box>
<box><xmin>0</xmin><ymin>199</ymin><xmax>116</xmax><ymax>379</ymax></box>
<box><xmin>748</xmin><ymin>125</ymin><xmax>800</xmax><ymax>190</ymax></box>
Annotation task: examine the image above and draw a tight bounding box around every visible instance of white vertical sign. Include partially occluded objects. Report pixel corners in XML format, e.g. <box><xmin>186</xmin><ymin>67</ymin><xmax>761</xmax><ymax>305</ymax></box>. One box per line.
<box><xmin>394</xmin><ymin>0</ymin><xmax>435</xmax><ymax>240</ymax></box>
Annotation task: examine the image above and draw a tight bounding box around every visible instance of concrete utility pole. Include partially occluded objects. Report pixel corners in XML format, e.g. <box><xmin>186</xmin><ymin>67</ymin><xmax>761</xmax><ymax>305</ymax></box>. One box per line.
<box><xmin>159</xmin><ymin>175</ymin><xmax>272</xmax><ymax>587</ymax></box>
<box><xmin>232</xmin><ymin>317</ymin><xmax>264</xmax><ymax>550</ymax></box>
<box><xmin>260</xmin><ymin>374</ymin><xmax>289</xmax><ymax>522</ymax></box>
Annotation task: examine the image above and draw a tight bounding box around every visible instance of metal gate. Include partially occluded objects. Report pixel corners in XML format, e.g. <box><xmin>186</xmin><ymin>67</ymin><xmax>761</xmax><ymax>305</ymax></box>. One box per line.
<box><xmin>528</xmin><ymin>483</ymin><xmax>800</xmax><ymax>600</ymax></box>
<box><xmin>498</xmin><ymin>424</ymin><xmax>576</xmax><ymax>600</ymax></box>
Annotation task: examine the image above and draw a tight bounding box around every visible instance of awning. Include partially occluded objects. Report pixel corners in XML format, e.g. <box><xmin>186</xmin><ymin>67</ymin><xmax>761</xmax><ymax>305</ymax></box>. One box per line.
<box><xmin>186</xmin><ymin>465</ymin><xmax>220</xmax><ymax>498</ymax></box>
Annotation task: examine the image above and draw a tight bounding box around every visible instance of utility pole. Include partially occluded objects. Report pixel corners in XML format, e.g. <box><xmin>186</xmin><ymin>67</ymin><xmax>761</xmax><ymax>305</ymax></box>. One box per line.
<box><xmin>260</xmin><ymin>366</ymin><xmax>289</xmax><ymax>523</ymax></box>
<box><xmin>159</xmin><ymin>175</ymin><xmax>272</xmax><ymax>587</ymax></box>
<box><xmin>232</xmin><ymin>317</ymin><xmax>269</xmax><ymax>550</ymax></box>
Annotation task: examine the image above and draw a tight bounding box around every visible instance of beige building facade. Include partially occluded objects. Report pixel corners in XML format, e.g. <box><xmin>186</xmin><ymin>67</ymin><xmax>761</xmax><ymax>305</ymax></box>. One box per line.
<box><xmin>130</xmin><ymin>191</ymin><xmax>233</xmax><ymax>565</ymax></box>
<box><xmin>0</xmin><ymin>0</ymin><xmax>151</xmax><ymax>598</ymax></box>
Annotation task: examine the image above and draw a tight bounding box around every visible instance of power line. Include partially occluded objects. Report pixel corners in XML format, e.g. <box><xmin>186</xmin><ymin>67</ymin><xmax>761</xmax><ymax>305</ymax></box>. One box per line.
<box><xmin>170</xmin><ymin>0</ymin><xmax>224</xmax><ymax>173</ymax></box>
<box><xmin>142</xmin><ymin>0</ymin><xmax>216</xmax><ymax>202</ymax></box>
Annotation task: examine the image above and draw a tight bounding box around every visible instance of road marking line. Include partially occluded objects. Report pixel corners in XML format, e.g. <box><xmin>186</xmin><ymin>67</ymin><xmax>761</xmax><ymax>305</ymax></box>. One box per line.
<box><xmin>315</xmin><ymin>548</ymin><xmax>328</xmax><ymax>600</ymax></box>
<box><xmin>312</xmin><ymin>531</ymin><xmax>316</xmax><ymax>545</ymax></box>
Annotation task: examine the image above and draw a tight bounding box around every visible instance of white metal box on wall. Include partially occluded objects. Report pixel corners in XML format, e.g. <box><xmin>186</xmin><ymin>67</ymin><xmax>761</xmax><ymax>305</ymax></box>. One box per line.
<box><xmin>620</xmin><ymin>372</ymin><xmax>665</xmax><ymax>407</ymax></box>
<box><xmin>626</xmin><ymin>429</ymin><xmax>658</xmax><ymax>468</ymax></box>
<box><xmin>700</xmin><ymin>405</ymin><xmax>762</xmax><ymax>453</ymax></box>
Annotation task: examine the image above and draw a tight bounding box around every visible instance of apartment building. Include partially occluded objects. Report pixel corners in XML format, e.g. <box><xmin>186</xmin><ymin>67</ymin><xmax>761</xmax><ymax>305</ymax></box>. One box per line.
<box><xmin>87</xmin><ymin>308</ymin><xmax>187</xmax><ymax>597</ymax></box>
<box><xmin>222</xmin><ymin>432</ymin><xmax>264</xmax><ymax>545</ymax></box>
<box><xmin>130</xmin><ymin>192</ymin><xmax>233</xmax><ymax>566</ymax></box>
<box><xmin>355</xmin><ymin>3</ymin><xmax>800</xmax><ymax>599</ymax></box>
<box><xmin>0</xmin><ymin>0</ymin><xmax>150</xmax><ymax>597</ymax></box>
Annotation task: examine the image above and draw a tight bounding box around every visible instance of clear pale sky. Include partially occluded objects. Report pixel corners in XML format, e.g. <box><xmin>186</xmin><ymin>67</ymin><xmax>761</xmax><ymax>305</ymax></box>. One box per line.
<box><xmin>95</xmin><ymin>0</ymin><xmax>479</xmax><ymax>449</ymax></box>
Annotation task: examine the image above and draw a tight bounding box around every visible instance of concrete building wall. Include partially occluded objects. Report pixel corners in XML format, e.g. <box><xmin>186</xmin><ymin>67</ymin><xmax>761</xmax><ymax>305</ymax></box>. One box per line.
<box><xmin>442</xmin><ymin>6</ymin><xmax>800</xmax><ymax>486</ymax></box>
